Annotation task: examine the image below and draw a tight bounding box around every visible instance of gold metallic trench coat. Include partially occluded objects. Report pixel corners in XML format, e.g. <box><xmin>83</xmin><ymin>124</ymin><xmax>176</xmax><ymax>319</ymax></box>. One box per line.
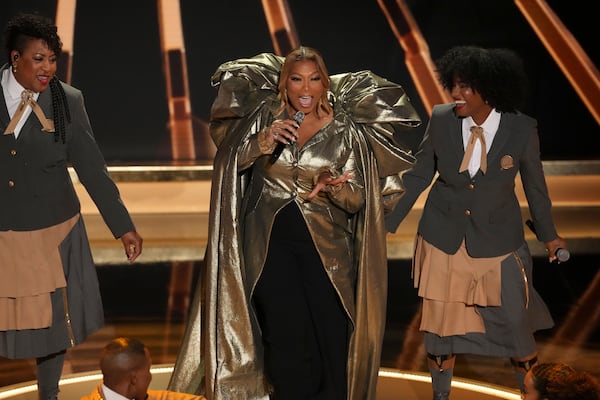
<box><xmin>168</xmin><ymin>53</ymin><xmax>420</xmax><ymax>400</ymax></box>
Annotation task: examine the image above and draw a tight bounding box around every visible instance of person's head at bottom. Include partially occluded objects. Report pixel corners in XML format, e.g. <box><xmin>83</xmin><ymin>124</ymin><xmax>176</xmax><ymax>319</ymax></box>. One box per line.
<box><xmin>100</xmin><ymin>337</ymin><xmax>153</xmax><ymax>400</ymax></box>
<box><xmin>522</xmin><ymin>362</ymin><xmax>600</xmax><ymax>400</ymax></box>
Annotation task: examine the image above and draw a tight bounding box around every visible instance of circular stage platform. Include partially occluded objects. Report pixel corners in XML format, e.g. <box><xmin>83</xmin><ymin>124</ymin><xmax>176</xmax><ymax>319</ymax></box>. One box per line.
<box><xmin>0</xmin><ymin>366</ymin><xmax>520</xmax><ymax>400</ymax></box>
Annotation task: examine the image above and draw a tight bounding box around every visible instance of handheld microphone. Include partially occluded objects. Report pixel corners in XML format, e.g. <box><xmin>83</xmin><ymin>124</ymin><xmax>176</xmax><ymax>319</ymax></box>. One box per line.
<box><xmin>525</xmin><ymin>219</ymin><xmax>570</xmax><ymax>262</ymax></box>
<box><xmin>269</xmin><ymin>111</ymin><xmax>305</xmax><ymax>164</ymax></box>
<box><xmin>554</xmin><ymin>248</ymin><xmax>570</xmax><ymax>263</ymax></box>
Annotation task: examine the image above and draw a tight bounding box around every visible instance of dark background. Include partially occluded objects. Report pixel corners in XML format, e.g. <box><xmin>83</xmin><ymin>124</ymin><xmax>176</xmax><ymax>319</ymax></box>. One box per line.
<box><xmin>1</xmin><ymin>0</ymin><xmax>598</xmax><ymax>162</ymax></box>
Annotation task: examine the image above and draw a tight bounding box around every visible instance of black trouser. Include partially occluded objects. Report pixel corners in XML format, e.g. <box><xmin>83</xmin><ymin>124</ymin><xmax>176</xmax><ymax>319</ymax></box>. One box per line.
<box><xmin>253</xmin><ymin>203</ymin><xmax>349</xmax><ymax>400</ymax></box>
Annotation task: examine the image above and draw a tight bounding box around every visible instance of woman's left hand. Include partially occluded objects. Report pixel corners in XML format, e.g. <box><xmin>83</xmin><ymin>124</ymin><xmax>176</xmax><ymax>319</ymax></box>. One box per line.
<box><xmin>307</xmin><ymin>170</ymin><xmax>353</xmax><ymax>200</ymax></box>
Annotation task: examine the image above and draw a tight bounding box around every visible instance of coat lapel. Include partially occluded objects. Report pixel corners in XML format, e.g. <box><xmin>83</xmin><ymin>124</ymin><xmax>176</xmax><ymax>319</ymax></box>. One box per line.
<box><xmin>487</xmin><ymin>113</ymin><xmax>513</xmax><ymax>164</ymax></box>
<box><xmin>445</xmin><ymin>109</ymin><xmax>466</xmax><ymax>163</ymax></box>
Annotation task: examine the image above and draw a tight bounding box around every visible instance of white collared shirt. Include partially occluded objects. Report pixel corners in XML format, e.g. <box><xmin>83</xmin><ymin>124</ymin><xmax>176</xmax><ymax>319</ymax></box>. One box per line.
<box><xmin>1</xmin><ymin>68</ymin><xmax>40</xmax><ymax>138</ymax></box>
<box><xmin>462</xmin><ymin>110</ymin><xmax>501</xmax><ymax>177</ymax></box>
<box><xmin>101</xmin><ymin>384</ymin><xmax>132</xmax><ymax>400</ymax></box>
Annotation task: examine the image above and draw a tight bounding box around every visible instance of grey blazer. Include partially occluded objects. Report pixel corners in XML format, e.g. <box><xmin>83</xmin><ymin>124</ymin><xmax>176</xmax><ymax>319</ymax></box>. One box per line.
<box><xmin>386</xmin><ymin>103</ymin><xmax>558</xmax><ymax>258</ymax></box>
<box><xmin>0</xmin><ymin>64</ymin><xmax>134</xmax><ymax>237</ymax></box>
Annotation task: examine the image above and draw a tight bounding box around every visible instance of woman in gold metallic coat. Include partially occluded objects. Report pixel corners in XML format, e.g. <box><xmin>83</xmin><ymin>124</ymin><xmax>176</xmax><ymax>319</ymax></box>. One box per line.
<box><xmin>168</xmin><ymin>47</ymin><xmax>420</xmax><ymax>400</ymax></box>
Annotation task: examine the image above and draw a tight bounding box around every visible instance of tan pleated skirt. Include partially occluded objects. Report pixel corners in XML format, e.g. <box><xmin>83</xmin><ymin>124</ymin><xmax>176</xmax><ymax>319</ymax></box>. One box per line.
<box><xmin>0</xmin><ymin>214</ymin><xmax>79</xmax><ymax>330</ymax></box>
<box><xmin>413</xmin><ymin>235</ymin><xmax>554</xmax><ymax>358</ymax></box>
<box><xmin>413</xmin><ymin>235</ymin><xmax>509</xmax><ymax>336</ymax></box>
<box><xmin>0</xmin><ymin>215</ymin><xmax>104</xmax><ymax>359</ymax></box>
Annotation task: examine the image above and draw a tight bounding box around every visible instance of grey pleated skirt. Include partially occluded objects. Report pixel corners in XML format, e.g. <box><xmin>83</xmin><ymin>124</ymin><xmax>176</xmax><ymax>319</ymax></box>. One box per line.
<box><xmin>424</xmin><ymin>242</ymin><xmax>554</xmax><ymax>358</ymax></box>
<box><xmin>0</xmin><ymin>217</ymin><xmax>104</xmax><ymax>359</ymax></box>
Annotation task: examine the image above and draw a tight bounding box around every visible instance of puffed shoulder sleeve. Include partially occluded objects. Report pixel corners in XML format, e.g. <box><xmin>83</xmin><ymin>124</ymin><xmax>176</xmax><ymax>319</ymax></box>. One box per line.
<box><xmin>330</xmin><ymin>70</ymin><xmax>421</xmax><ymax>176</ymax></box>
<box><xmin>209</xmin><ymin>53</ymin><xmax>284</xmax><ymax>147</ymax></box>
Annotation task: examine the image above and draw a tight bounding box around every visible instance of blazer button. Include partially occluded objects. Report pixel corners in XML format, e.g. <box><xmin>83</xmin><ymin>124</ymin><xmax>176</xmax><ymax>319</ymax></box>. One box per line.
<box><xmin>468</xmin><ymin>183</ymin><xmax>475</xmax><ymax>190</ymax></box>
<box><xmin>10</xmin><ymin>149</ymin><xmax>17</xmax><ymax>156</ymax></box>
<box><xmin>8</xmin><ymin>180</ymin><xmax>15</xmax><ymax>188</ymax></box>
<box><xmin>465</xmin><ymin>209</ymin><xmax>471</xmax><ymax>216</ymax></box>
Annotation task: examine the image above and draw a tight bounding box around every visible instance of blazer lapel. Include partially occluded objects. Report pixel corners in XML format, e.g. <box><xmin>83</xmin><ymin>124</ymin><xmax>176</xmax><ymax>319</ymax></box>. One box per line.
<box><xmin>487</xmin><ymin>113</ymin><xmax>513</xmax><ymax>164</ymax></box>
<box><xmin>447</xmin><ymin>112</ymin><xmax>465</xmax><ymax>163</ymax></box>
<box><xmin>36</xmin><ymin>86</ymin><xmax>53</xmax><ymax>112</ymax></box>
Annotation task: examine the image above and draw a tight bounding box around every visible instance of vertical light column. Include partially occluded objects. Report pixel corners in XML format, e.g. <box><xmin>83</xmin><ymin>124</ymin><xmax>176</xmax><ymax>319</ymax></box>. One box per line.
<box><xmin>157</xmin><ymin>0</ymin><xmax>196</xmax><ymax>160</ymax></box>
<box><xmin>165</xmin><ymin>261</ymin><xmax>195</xmax><ymax>324</ymax></box>
<box><xmin>55</xmin><ymin>0</ymin><xmax>77</xmax><ymax>84</ymax></box>
<box><xmin>515</xmin><ymin>0</ymin><xmax>600</xmax><ymax>125</ymax></box>
<box><xmin>377</xmin><ymin>0</ymin><xmax>451</xmax><ymax>115</ymax></box>
<box><xmin>261</xmin><ymin>0</ymin><xmax>300</xmax><ymax>56</ymax></box>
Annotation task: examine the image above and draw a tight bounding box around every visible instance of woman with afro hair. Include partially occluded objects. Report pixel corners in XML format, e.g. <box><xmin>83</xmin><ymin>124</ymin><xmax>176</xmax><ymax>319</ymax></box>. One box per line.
<box><xmin>386</xmin><ymin>45</ymin><xmax>568</xmax><ymax>399</ymax></box>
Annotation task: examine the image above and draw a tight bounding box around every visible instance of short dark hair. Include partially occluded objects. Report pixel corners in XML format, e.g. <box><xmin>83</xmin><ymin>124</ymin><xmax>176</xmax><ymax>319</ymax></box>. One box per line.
<box><xmin>3</xmin><ymin>13</ymin><xmax>62</xmax><ymax>64</ymax></box>
<box><xmin>100</xmin><ymin>337</ymin><xmax>148</xmax><ymax>385</ymax></box>
<box><xmin>435</xmin><ymin>45</ymin><xmax>528</xmax><ymax>113</ymax></box>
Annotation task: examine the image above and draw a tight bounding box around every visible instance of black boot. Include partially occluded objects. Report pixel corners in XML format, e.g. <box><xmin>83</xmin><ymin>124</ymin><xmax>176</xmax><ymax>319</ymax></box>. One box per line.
<box><xmin>429</xmin><ymin>366</ymin><xmax>453</xmax><ymax>400</ymax></box>
<box><xmin>433</xmin><ymin>392</ymin><xmax>450</xmax><ymax>400</ymax></box>
<box><xmin>36</xmin><ymin>350</ymin><xmax>65</xmax><ymax>400</ymax></box>
<box><xmin>511</xmin><ymin>355</ymin><xmax>538</xmax><ymax>392</ymax></box>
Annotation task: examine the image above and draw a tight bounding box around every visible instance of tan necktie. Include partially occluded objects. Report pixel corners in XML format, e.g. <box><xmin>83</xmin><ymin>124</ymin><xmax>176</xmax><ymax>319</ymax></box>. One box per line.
<box><xmin>459</xmin><ymin>125</ymin><xmax>487</xmax><ymax>175</ymax></box>
<box><xmin>3</xmin><ymin>90</ymin><xmax>54</xmax><ymax>135</ymax></box>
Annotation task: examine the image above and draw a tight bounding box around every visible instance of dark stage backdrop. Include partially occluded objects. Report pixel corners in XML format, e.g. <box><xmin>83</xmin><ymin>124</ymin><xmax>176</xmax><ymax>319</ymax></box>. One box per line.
<box><xmin>1</xmin><ymin>0</ymin><xmax>598</xmax><ymax>162</ymax></box>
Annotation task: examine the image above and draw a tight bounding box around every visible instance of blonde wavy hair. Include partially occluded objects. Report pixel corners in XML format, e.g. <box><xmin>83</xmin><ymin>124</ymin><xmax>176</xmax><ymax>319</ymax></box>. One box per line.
<box><xmin>276</xmin><ymin>46</ymin><xmax>332</xmax><ymax>118</ymax></box>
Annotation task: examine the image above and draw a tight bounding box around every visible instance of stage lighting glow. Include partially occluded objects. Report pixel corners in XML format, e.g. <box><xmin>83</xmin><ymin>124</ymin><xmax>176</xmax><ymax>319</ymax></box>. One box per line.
<box><xmin>378</xmin><ymin>369</ymin><xmax>521</xmax><ymax>400</ymax></box>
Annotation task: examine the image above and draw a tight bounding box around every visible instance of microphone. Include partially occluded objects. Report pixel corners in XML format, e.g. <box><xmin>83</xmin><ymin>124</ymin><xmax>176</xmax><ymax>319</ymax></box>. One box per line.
<box><xmin>554</xmin><ymin>248</ymin><xmax>570</xmax><ymax>263</ymax></box>
<box><xmin>269</xmin><ymin>111</ymin><xmax>305</xmax><ymax>164</ymax></box>
<box><xmin>525</xmin><ymin>219</ymin><xmax>570</xmax><ymax>262</ymax></box>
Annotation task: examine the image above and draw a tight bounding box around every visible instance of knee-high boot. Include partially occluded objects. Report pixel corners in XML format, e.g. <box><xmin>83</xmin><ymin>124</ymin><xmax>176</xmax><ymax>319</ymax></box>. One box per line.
<box><xmin>36</xmin><ymin>350</ymin><xmax>66</xmax><ymax>400</ymax></box>
<box><xmin>511</xmin><ymin>354</ymin><xmax>538</xmax><ymax>392</ymax></box>
<box><xmin>427</xmin><ymin>353</ymin><xmax>454</xmax><ymax>400</ymax></box>
<box><xmin>429</xmin><ymin>367</ymin><xmax>453</xmax><ymax>400</ymax></box>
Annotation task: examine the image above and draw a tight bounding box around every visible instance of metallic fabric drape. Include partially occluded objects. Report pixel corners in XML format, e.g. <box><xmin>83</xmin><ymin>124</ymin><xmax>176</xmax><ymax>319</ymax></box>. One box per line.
<box><xmin>168</xmin><ymin>53</ymin><xmax>420</xmax><ymax>400</ymax></box>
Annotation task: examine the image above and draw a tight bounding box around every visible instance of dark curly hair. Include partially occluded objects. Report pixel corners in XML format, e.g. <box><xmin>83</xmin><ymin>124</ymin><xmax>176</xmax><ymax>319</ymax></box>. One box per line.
<box><xmin>3</xmin><ymin>13</ymin><xmax>70</xmax><ymax>143</ymax></box>
<box><xmin>3</xmin><ymin>13</ymin><xmax>62</xmax><ymax>64</ymax></box>
<box><xmin>531</xmin><ymin>362</ymin><xmax>600</xmax><ymax>400</ymax></box>
<box><xmin>435</xmin><ymin>45</ymin><xmax>528</xmax><ymax>113</ymax></box>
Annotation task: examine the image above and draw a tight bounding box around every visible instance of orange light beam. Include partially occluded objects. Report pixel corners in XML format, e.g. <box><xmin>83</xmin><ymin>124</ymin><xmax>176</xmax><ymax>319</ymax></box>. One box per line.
<box><xmin>261</xmin><ymin>0</ymin><xmax>300</xmax><ymax>56</ymax></box>
<box><xmin>157</xmin><ymin>0</ymin><xmax>196</xmax><ymax>160</ymax></box>
<box><xmin>515</xmin><ymin>0</ymin><xmax>600</xmax><ymax>125</ymax></box>
<box><xmin>55</xmin><ymin>0</ymin><xmax>77</xmax><ymax>84</ymax></box>
<box><xmin>377</xmin><ymin>0</ymin><xmax>451</xmax><ymax>115</ymax></box>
